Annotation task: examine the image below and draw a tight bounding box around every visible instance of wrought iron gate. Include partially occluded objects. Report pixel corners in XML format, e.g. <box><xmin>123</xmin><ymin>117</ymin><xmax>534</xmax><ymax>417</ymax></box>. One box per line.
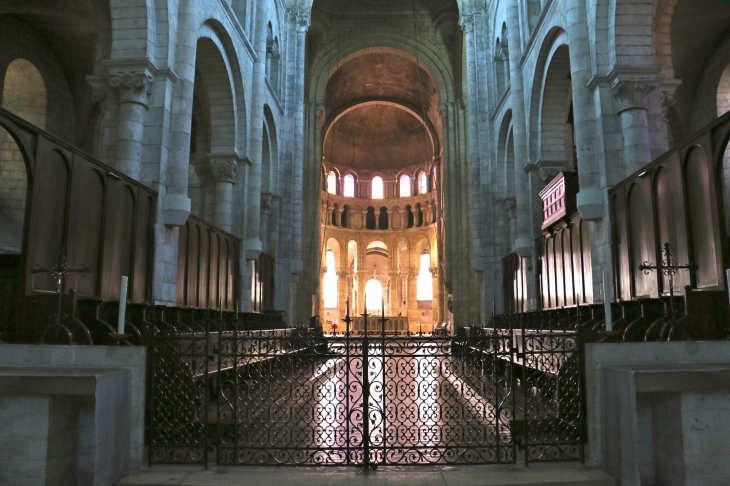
<box><xmin>147</xmin><ymin>317</ymin><xmax>585</xmax><ymax>467</ymax></box>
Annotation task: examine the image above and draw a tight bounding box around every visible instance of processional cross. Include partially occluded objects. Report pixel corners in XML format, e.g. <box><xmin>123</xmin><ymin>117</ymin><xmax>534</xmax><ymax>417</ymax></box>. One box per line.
<box><xmin>639</xmin><ymin>242</ymin><xmax>697</xmax><ymax>322</ymax></box>
<box><xmin>30</xmin><ymin>250</ymin><xmax>90</xmax><ymax>343</ymax></box>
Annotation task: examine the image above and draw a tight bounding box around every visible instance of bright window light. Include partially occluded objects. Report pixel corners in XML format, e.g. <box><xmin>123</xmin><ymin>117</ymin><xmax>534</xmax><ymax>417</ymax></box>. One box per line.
<box><xmin>372</xmin><ymin>176</ymin><xmax>384</xmax><ymax>199</ymax></box>
<box><xmin>344</xmin><ymin>174</ymin><xmax>355</xmax><ymax>197</ymax></box>
<box><xmin>323</xmin><ymin>249</ymin><xmax>338</xmax><ymax>308</ymax></box>
<box><xmin>400</xmin><ymin>175</ymin><xmax>411</xmax><ymax>197</ymax></box>
<box><xmin>327</xmin><ymin>171</ymin><xmax>337</xmax><ymax>195</ymax></box>
<box><xmin>417</xmin><ymin>253</ymin><xmax>433</xmax><ymax>301</ymax></box>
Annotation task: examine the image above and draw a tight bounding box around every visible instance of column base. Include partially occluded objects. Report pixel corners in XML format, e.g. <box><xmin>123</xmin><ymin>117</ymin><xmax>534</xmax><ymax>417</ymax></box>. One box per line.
<box><xmin>577</xmin><ymin>188</ymin><xmax>604</xmax><ymax>221</ymax></box>
<box><xmin>162</xmin><ymin>194</ymin><xmax>191</xmax><ymax>227</ymax></box>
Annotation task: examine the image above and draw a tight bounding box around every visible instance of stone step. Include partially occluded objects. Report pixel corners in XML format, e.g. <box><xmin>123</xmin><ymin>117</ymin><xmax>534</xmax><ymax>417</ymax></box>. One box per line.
<box><xmin>117</xmin><ymin>464</ymin><xmax>615</xmax><ymax>486</ymax></box>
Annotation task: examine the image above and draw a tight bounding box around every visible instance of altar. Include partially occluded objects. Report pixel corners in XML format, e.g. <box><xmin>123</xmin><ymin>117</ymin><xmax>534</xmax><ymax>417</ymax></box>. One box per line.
<box><xmin>347</xmin><ymin>316</ymin><xmax>410</xmax><ymax>334</ymax></box>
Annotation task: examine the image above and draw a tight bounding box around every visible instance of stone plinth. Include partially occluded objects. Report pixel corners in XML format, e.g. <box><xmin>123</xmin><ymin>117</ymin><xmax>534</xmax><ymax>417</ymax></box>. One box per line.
<box><xmin>0</xmin><ymin>345</ymin><xmax>146</xmax><ymax>486</ymax></box>
<box><xmin>585</xmin><ymin>342</ymin><xmax>730</xmax><ymax>486</ymax></box>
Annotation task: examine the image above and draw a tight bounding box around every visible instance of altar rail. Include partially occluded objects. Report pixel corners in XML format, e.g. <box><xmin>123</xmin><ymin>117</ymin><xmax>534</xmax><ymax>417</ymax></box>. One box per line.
<box><xmin>0</xmin><ymin>108</ymin><xmax>157</xmax><ymax>343</ymax></box>
<box><xmin>347</xmin><ymin>316</ymin><xmax>410</xmax><ymax>334</ymax></box>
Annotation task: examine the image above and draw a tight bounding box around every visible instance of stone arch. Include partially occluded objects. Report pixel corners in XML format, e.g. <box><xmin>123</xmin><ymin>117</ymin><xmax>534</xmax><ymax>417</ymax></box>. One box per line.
<box><xmin>262</xmin><ymin>104</ymin><xmax>278</xmax><ymax>195</ymax></box>
<box><xmin>321</xmin><ymin>100</ymin><xmax>440</xmax><ymax>157</ymax></box>
<box><xmin>168</xmin><ymin>13</ymin><xmax>249</xmax><ymax>201</ymax></box>
<box><xmin>716</xmin><ymin>62</ymin><xmax>730</xmax><ymax>117</ymax></box>
<box><xmin>497</xmin><ymin>110</ymin><xmax>515</xmax><ymax>201</ymax></box>
<box><xmin>528</xmin><ymin>28</ymin><xmax>570</xmax><ymax>166</ymax></box>
<box><xmin>195</xmin><ymin>36</ymin><xmax>237</xmax><ymax>154</ymax></box>
<box><xmin>0</xmin><ymin>59</ymin><xmax>46</xmax><ymax>254</ymax></box>
<box><xmin>309</xmin><ymin>40</ymin><xmax>454</xmax><ymax>123</ymax></box>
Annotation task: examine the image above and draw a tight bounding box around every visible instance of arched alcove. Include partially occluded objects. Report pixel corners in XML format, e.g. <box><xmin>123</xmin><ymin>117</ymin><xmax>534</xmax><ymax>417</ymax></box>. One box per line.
<box><xmin>0</xmin><ymin>59</ymin><xmax>46</xmax><ymax>255</ymax></box>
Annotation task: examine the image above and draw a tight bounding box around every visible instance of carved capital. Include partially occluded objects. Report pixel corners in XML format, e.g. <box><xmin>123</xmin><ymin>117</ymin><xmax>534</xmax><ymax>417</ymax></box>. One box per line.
<box><xmin>539</xmin><ymin>167</ymin><xmax>560</xmax><ymax>183</ymax></box>
<box><xmin>503</xmin><ymin>197</ymin><xmax>516</xmax><ymax>219</ymax></box>
<box><xmin>429</xmin><ymin>266</ymin><xmax>439</xmax><ymax>278</ymax></box>
<box><xmin>608</xmin><ymin>65</ymin><xmax>663</xmax><ymax>114</ymax></box>
<box><xmin>336</xmin><ymin>270</ymin><xmax>349</xmax><ymax>278</ymax></box>
<box><xmin>659</xmin><ymin>79</ymin><xmax>682</xmax><ymax>122</ymax></box>
<box><xmin>208</xmin><ymin>154</ymin><xmax>239</xmax><ymax>183</ymax></box>
<box><xmin>85</xmin><ymin>75</ymin><xmax>109</xmax><ymax>104</ymax></box>
<box><xmin>296</xmin><ymin>12</ymin><xmax>311</xmax><ymax>33</ymax></box>
<box><xmin>459</xmin><ymin>13</ymin><xmax>475</xmax><ymax>33</ymax></box>
<box><xmin>109</xmin><ymin>72</ymin><xmax>154</xmax><ymax>106</ymax></box>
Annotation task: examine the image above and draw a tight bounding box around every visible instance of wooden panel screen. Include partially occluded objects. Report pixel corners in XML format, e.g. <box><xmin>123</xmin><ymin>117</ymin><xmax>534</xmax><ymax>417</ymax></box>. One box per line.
<box><xmin>176</xmin><ymin>214</ymin><xmax>239</xmax><ymax>311</ymax></box>
<box><xmin>0</xmin><ymin>108</ymin><xmax>158</xmax><ymax>342</ymax></box>
<box><xmin>251</xmin><ymin>252</ymin><xmax>275</xmax><ymax>313</ymax></box>
<box><xmin>538</xmin><ymin>212</ymin><xmax>593</xmax><ymax>309</ymax></box>
<box><xmin>502</xmin><ymin>252</ymin><xmax>528</xmax><ymax>313</ymax></box>
<box><xmin>609</xmin><ymin>111</ymin><xmax>730</xmax><ymax>300</ymax></box>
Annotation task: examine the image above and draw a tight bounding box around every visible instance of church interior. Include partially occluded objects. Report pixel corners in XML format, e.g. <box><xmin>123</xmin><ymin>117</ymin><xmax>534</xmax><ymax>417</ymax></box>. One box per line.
<box><xmin>0</xmin><ymin>0</ymin><xmax>729</xmax><ymax>484</ymax></box>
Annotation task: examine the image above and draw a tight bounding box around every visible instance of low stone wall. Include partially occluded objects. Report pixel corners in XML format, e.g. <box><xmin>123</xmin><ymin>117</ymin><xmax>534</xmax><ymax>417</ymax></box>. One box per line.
<box><xmin>0</xmin><ymin>344</ymin><xmax>146</xmax><ymax>484</ymax></box>
<box><xmin>585</xmin><ymin>341</ymin><xmax>730</xmax><ymax>485</ymax></box>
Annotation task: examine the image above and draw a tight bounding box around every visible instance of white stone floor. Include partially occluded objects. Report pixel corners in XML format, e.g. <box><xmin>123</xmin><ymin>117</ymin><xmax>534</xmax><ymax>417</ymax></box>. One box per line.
<box><xmin>117</xmin><ymin>463</ymin><xmax>615</xmax><ymax>486</ymax></box>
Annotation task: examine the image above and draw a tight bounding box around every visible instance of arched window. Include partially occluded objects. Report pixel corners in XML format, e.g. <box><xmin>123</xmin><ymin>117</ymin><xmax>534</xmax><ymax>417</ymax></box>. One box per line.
<box><xmin>365</xmin><ymin>278</ymin><xmax>383</xmax><ymax>313</ymax></box>
<box><xmin>418</xmin><ymin>172</ymin><xmax>428</xmax><ymax>194</ymax></box>
<box><xmin>327</xmin><ymin>171</ymin><xmax>337</xmax><ymax>195</ymax></box>
<box><xmin>417</xmin><ymin>253</ymin><xmax>433</xmax><ymax>301</ymax></box>
<box><xmin>399</xmin><ymin>175</ymin><xmax>411</xmax><ymax>197</ymax></box>
<box><xmin>344</xmin><ymin>174</ymin><xmax>355</xmax><ymax>197</ymax></box>
<box><xmin>323</xmin><ymin>249</ymin><xmax>338</xmax><ymax>308</ymax></box>
<box><xmin>371</xmin><ymin>176</ymin><xmax>384</xmax><ymax>199</ymax></box>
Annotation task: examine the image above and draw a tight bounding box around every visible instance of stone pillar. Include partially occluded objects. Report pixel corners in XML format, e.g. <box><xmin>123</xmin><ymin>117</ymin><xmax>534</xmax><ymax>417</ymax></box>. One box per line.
<box><xmin>108</xmin><ymin>71</ymin><xmax>153</xmax><ymax>181</ymax></box>
<box><xmin>244</xmin><ymin>0</ymin><xmax>270</xmax><ymax>261</ymax></box>
<box><xmin>566</xmin><ymin>0</ymin><xmax>603</xmax><ymax>220</ymax></box>
<box><xmin>388</xmin><ymin>270</ymin><xmax>400</xmax><ymax>316</ymax></box>
<box><xmin>337</xmin><ymin>270</ymin><xmax>349</xmax><ymax>324</ymax></box>
<box><xmin>430</xmin><ymin>266</ymin><xmax>441</xmax><ymax>324</ymax></box>
<box><xmin>260</xmin><ymin>193</ymin><xmax>272</xmax><ymax>250</ymax></box>
<box><xmin>333</xmin><ymin>204</ymin><xmax>342</xmax><ymax>227</ymax></box>
<box><xmin>208</xmin><ymin>155</ymin><xmax>239</xmax><ymax>232</ymax></box>
<box><xmin>506</xmin><ymin>0</ymin><xmax>533</xmax><ymax>255</ymax></box>
<box><xmin>357</xmin><ymin>271</ymin><xmax>367</xmax><ymax>315</ymax></box>
<box><xmin>385</xmin><ymin>208</ymin><xmax>393</xmax><ymax>230</ymax></box>
<box><xmin>360</xmin><ymin>209</ymin><xmax>368</xmax><ymax>229</ymax></box>
<box><xmin>408</xmin><ymin>268</ymin><xmax>419</xmax><ymax>331</ymax></box>
<box><xmin>609</xmin><ymin>68</ymin><xmax>663</xmax><ymax>176</ymax></box>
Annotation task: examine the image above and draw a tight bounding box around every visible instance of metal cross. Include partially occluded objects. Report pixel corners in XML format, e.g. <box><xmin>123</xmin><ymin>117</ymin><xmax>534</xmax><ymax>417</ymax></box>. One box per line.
<box><xmin>639</xmin><ymin>242</ymin><xmax>697</xmax><ymax>321</ymax></box>
<box><xmin>31</xmin><ymin>250</ymin><xmax>90</xmax><ymax>342</ymax></box>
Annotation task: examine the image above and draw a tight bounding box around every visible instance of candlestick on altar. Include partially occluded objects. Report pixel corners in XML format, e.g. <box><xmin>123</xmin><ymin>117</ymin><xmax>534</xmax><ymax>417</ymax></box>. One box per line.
<box><xmin>726</xmin><ymin>269</ymin><xmax>730</xmax><ymax>316</ymax></box>
<box><xmin>118</xmin><ymin>276</ymin><xmax>128</xmax><ymax>335</ymax></box>
<box><xmin>602</xmin><ymin>271</ymin><xmax>613</xmax><ymax>331</ymax></box>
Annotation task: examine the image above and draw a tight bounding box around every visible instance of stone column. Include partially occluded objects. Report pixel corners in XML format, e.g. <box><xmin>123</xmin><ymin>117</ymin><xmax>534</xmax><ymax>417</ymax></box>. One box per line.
<box><xmin>109</xmin><ymin>71</ymin><xmax>153</xmax><ymax>181</ymax></box>
<box><xmin>408</xmin><ymin>268</ymin><xmax>419</xmax><ymax>331</ymax></box>
<box><xmin>609</xmin><ymin>68</ymin><xmax>663</xmax><ymax>176</ymax></box>
<box><xmin>506</xmin><ymin>0</ymin><xmax>533</xmax><ymax>255</ymax></box>
<box><xmin>430</xmin><ymin>266</ymin><xmax>441</xmax><ymax>324</ymax></box>
<box><xmin>357</xmin><ymin>271</ymin><xmax>367</xmax><ymax>315</ymax></box>
<box><xmin>244</xmin><ymin>0</ymin><xmax>270</xmax><ymax>261</ymax></box>
<box><xmin>333</xmin><ymin>204</ymin><xmax>342</xmax><ymax>227</ymax></box>
<box><xmin>337</xmin><ymin>270</ymin><xmax>349</xmax><ymax>324</ymax></box>
<box><xmin>208</xmin><ymin>154</ymin><xmax>239</xmax><ymax>232</ymax></box>
<box><xmin>360</xmin><ymin>209</ymin><xmax>368</xmax><ymax>230</ymax></box>
<box><xmin>388</xmin><ymin>270</ymin><xmax>400</xmax><ymax>316</ymax></box>
<box><xmin>566</xmin><ymin>0</ymin><xmax>603</xmax><ymax>220</ymax></box>
<box><xmin>385</xmin><ymin>208</ymin><xmax>393</xmax><ymax>230</ymax></box>
<box><xmin>260</xmin><ymin>193</ymin><xmax>272</xmax><ymax>250</ymax></box>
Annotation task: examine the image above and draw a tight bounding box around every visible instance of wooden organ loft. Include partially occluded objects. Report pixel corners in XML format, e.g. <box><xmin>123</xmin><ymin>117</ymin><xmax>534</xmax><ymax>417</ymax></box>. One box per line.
<box><xmin>502</xmin><ymin>111</ymin><xmax>730</xmax><ymax>341</ymax></box>
<box><xmin>0</xmin><ymin>108</ymin><xmax>279</xmax><ymax>345</ymax></box>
